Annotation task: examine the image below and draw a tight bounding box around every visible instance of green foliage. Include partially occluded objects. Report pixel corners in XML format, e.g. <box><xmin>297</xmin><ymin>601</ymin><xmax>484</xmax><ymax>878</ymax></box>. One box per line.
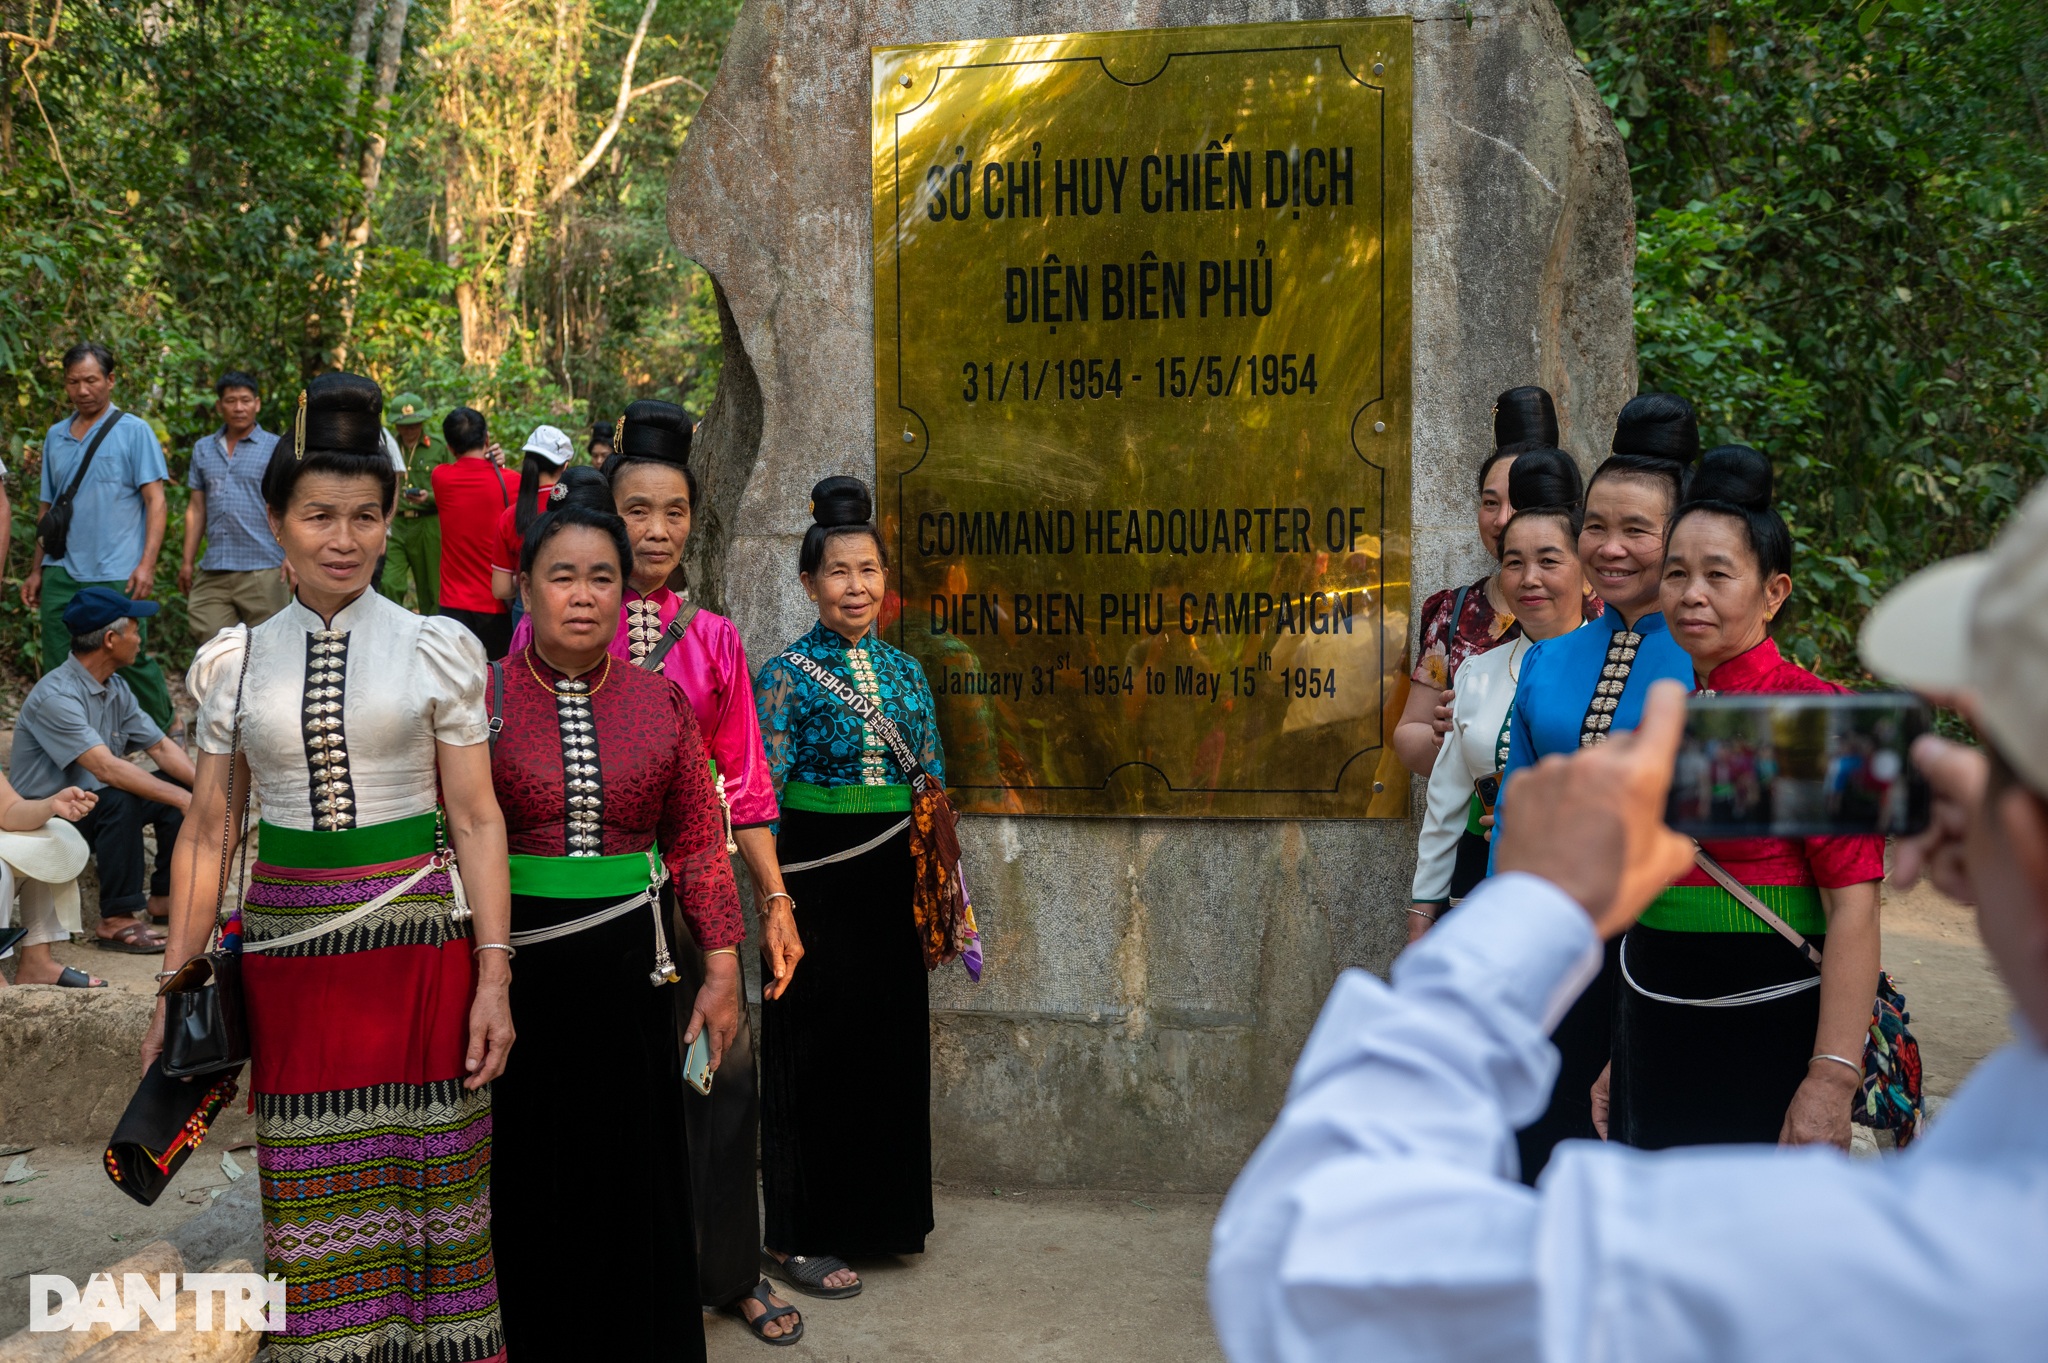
<box><xmin>1565</xmin><ymin>0</ymin><xmax>2048</xmax><ymax>677</ymax></box>
<box><xmin>0</xmin><ymin>0</ymin><xmax>735</xmax><ymax>689</ymax></box>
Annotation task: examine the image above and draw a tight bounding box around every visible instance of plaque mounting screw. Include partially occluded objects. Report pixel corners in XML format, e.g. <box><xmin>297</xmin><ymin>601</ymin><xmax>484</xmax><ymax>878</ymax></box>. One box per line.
<box><xmin>903</xmin><ymin>429</ymin><xmax>916</xmax><ymax>443</ymax></box>
<box><xmin>1373</xmin><ymin>782</ymin><xmax>1386</xmax><ymax>793</ymax></box>
<box><xmin>1373</xmin><ymin>62</ymin><xmax>1385</xmax><ymax>76</ymax></box>
<box><xmin>1373</xmin><ymin>420</ymin><xmax>1386</xmax><ymax>433</ymax></box>
<box><xmin>899</xmin><ymin>73</ymin><xmax>913</xmax><ymax>87</ymax></box>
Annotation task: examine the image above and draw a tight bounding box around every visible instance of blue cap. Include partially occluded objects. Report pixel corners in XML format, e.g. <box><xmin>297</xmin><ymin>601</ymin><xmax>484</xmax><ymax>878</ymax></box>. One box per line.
<box><xmin>61</xmin><ymin>586</ymin><xmax>160</xmax><ymax>636</ymax></box>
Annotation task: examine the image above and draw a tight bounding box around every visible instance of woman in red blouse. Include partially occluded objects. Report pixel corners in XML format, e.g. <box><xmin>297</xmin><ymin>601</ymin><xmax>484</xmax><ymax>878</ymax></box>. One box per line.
<box><xmin>1605</xmin><ymin>444</ymin><xmax>1884</xmax><ymax>1150</ymax></box>
<box><xmin>484</xmin><ymin>497</ymin><xmax>760</xmax><ymax>1358</ymax></box>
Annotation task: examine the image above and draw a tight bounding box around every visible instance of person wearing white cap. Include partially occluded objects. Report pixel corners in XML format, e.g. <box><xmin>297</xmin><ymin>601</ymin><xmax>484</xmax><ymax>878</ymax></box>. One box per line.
<box><xmin>490</xmin><ymin>424</ymin><xmax>576</xmax><ymax>623</ymax></box>
<box><xmin>1207</xmin><ymin>484</ymin><xmax>2048</xmax><ymax>1362</ymax></box>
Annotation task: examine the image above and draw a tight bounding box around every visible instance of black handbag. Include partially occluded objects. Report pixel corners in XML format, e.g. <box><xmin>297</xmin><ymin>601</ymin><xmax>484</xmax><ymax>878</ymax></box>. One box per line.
<box><xmin>103</xmin><ymin>1061</ymin><xmax>241</xmax><ymax>1207</ymax></box>
<box><xmin>159</xmin><ymin>629</ymin><xmax>254</xmax><ymax>1078</ymax></box>
<box><xmin>37</xmin><ymin>406</ymin><xmax>121</xmax><ymax>561</ymax></box>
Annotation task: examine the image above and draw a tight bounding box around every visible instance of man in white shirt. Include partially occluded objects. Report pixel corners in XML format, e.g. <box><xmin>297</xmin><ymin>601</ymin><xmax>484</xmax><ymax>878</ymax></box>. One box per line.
<box><xmin>1209</xmin><ymin>483</ymin><xmax>2048</xmax><ymax>1362</ymax></box>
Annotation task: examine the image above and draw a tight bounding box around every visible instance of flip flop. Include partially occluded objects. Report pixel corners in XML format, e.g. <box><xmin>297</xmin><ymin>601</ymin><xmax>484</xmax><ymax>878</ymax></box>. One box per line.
<box><xmin>53</xmin><ymin>966</ymin><xmax>107</xmax><ymax>989</ymax></box>
<box><xmin>96</xmin><ymin>919</ymin><xmax>167</xmax><ymax>954</ymax></box>
<box><xmin>761</xmin><ymin>1250</ymin><xmax>862</xmax><ymax>1299</ymax></box>
<box><xmin>0</xmin><ymin>926</ymin><xmax>26</xmax><ymax>959</ymax></box>
<box><xmin>724</xmin><ymin>1279</ymin><xmax>803</xmax><ymax>1347</ymax></box>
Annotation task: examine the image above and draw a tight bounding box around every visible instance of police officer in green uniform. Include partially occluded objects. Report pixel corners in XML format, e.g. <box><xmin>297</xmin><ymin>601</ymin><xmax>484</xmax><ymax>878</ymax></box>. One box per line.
<box><xmin>379</xmin><ymin>392</ymin><xmax>450</xmax><ymax>613</ymax></box>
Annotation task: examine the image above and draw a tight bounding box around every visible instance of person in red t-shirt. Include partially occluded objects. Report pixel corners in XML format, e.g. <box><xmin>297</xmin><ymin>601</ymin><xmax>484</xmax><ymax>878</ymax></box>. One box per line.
<box><xmin>431</xmin><ymin>406</ymin><xmax>521</xmax><ymax>659</ymax></box>
<box><xmin>490</xmin><ymin>424</ymin><xmax>575</xmax><ymax>625</ymax></box>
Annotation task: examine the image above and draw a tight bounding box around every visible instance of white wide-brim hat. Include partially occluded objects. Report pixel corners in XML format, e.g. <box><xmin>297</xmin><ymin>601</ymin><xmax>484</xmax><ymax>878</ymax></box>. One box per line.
<box><xmin>0</xmin><ymin>820</ymin><xmax>89</xmax><ymax>885</ymax></box>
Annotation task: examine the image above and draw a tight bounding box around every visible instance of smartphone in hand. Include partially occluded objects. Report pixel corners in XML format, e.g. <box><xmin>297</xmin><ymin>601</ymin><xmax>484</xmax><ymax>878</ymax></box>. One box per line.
<box><xmin>682</xmin><ymin>1028</ymin><xmax>715</xmax><ymax>1096</ymax></box>
<box><xmin>1665</xmin><ymin>692</ymin><xmax>1932</xmax><ymax>838</ymax></box>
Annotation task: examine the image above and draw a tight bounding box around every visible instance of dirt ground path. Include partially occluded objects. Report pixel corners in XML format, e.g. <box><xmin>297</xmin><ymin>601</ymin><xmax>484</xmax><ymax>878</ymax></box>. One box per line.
<box><xmin>1</xmin><ymin>880</ymin><xmax>2015</xmax><ymax>1357</ymax></box>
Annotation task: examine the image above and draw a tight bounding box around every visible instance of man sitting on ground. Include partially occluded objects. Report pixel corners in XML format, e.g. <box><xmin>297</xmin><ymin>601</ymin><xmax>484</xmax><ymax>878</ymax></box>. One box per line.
<box><xmin>1209</xmin><ymin>484</ymin><xmax>2048</xmax><ymax>1360</ymax></box>
<box><xmin>8</xmin><ymin>588</ymin><xmax>196</xmax><ymax>956</ymax></box>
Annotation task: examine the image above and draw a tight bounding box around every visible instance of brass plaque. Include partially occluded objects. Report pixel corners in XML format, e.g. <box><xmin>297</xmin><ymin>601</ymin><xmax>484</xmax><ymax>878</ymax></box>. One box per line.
<box><xmin>873</xmin><ymin>20</ymin><xmax>1411</xmax><ymax>818</ymax></box>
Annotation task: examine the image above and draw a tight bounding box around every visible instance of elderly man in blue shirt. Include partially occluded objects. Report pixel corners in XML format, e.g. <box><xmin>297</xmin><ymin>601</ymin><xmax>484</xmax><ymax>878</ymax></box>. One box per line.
<box><xmin>20</xmin><ymin>342</ymin><xmax>174</xmax><ymax>731</ymax></box>
<box><xmin>1210</xmin><ymin>483</ymin><xmax>2048</xmax><ymax>1361</ymax></box>
<box><xmin>177</xmin><ymin>370</ymin><xmax>288</xmax><ymax>643</ymax></box>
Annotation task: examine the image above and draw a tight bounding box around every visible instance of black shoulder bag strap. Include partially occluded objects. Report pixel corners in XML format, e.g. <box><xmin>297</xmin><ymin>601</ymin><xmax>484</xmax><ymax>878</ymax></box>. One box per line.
<box><xmin>40</xmin><ymin>406</ymin><xmax>122</xmax><ymax>545</ymax></box>
<box><xmin>486</xmin><ymin>660</ymin><xmax>506</xmax><ymax>748</ymax></box>
<box><xmin>777</xmin><ymin>648</ymin><xmax>929</xmax><ymax>792</ymax></box>
<box><xmin>1450</xmin><ymin>581</ymin><xmax>1472</xmax><ymax>635</ymax></box>
<box><xmin>638</xmin><ymin>601</ymin><xmax>700</xmax><ymax>672</ymax></box>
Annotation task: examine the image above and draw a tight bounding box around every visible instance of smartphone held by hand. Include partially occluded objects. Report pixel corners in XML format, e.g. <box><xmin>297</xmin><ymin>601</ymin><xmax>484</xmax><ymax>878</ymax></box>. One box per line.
<box><xmin>683</xmin><ymin>1028</ymin><xmax>715</xmax><ymax>1096</ymax></box>
<box><xmin>1665</xmin><ymin>691</ymin><xmax>1933</xmax><ymax>838</ymax></box>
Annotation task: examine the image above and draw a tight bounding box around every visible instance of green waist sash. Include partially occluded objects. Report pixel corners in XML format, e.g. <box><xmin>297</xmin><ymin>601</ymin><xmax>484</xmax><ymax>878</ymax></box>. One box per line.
<box><xmin>780</xmin><ymin>780</ymin><xmax>912</xmax><ymax>815</ymax></box>
<box><xmin>1640</xmin><ymin>882</ymin><xmax>1827</xmax><ymax>936</ymax></box>
<box><xmin>507</xmin><ymin>849</ymin><xmax>656</xmax><ymax>899</ymax></box>
<box><xmin>254</xmin><ymin>811</ymin><xmax>438</xmax><ymax>869</ymax></box>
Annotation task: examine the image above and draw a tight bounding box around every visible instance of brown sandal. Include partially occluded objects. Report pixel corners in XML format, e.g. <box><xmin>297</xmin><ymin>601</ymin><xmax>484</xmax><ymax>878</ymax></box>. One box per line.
<box><xmin>95</xmin><ymin>918</ymin><xmax>167</xmax><ymax>954</ymax></box>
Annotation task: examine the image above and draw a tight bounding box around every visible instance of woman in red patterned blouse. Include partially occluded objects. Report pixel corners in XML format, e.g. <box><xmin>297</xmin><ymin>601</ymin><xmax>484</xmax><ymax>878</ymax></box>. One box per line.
<box><xmin>1604</xmin><ymin>445</ymin><xmax>1884</xmax><ymax>1152</ymax></box>
<box><xmin>1395</xmin><ymin>386</ymin><xmax>1593</xmax><ymax>774</ymax></box>
<box><xmin>485</xmin><ymin>498</ymin><xmax>752</xmax><ymax>1359</ymax></box>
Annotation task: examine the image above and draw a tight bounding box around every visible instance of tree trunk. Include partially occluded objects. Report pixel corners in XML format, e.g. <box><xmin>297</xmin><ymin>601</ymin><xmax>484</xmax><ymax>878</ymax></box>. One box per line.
<box><xmin>337</xmin><ymin>0</ymin><xmax>379</xmax><ymax>159</ymax></box>
<box><xmin>333</xmin><ymin>0</ymin><xmax>410</xmax><ymax>364</ymax></box>
<box><xmin>349</xmin><ymin>0</ymin><xmax>410</xmax><ymax>246</ymax></box>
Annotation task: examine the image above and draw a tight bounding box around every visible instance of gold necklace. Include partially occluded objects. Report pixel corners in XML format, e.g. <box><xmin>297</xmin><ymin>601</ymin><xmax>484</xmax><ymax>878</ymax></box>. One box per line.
<box><xmin>526</xmin><ymin>647</ymin><xmax>612</xmax><ymax>698</ymax></box>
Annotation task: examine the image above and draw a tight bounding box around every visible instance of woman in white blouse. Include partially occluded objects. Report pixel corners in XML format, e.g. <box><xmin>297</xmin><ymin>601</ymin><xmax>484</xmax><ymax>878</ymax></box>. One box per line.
<box><xmin>1410</xmin><ymin>448</ymin><xmax>1591</xmax><ymax>938</ymax></box>
<box><xmin>144</xmin><ymin>373</ymin><xmax>514</xmax><ymax>1363</ymax></box>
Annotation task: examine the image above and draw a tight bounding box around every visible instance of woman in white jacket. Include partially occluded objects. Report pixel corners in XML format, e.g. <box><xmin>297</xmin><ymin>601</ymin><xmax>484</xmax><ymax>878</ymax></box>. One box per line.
<box><xmin>1410</xmin><ymin>449</ymin><xmax>1591</xmax><ymax>938</ymax></box>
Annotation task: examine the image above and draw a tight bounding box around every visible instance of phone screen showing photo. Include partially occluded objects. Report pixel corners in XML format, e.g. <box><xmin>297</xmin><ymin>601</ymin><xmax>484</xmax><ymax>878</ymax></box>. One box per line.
<box><xmin>1667</xmin><ymin>693</ymin><xmax>1932</xmax><ymax>838</ymax></box>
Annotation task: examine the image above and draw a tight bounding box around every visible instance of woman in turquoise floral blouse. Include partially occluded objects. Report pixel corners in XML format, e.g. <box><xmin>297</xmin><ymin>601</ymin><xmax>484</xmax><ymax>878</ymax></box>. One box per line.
<box><xmin>751</xmin><ymin>476</ymin><xmax>944</xmax><ymax>1301</ymax></box>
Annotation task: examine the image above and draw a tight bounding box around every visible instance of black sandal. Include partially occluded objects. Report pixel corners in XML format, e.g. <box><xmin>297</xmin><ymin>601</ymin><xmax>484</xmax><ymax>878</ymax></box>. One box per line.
<box><xmin>761</xmin><ymin>1249</ymin><xmax>862</xmax><ymax>1299</ymax></box>
<box><xmin>724</xmin><ymin>1279</ymin><xmax>803</xmax><ymax>1347</ymax></box>
<box><xmin>54</xmin><ymin>966</ymin><xmax>107</xmax><ymax>988</ymax></box>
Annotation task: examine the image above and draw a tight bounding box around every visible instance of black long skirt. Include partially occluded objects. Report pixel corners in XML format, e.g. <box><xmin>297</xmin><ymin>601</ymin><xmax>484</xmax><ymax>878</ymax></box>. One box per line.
<box><xmin>670</xmin><ymin>894</ymin><xmax>763</xmax><ymax>1309</ymax></box>
<box><xmin>761</xmin><ymin>809</ymin><xmax>933</xmax><ymax>1257</ymax></box>
<box><xmin>1611</xmin><ymin>924</ymin><xmax>1824</xmax><ymax>1149</ymax></box>
<box><xmin>493</xmin><ymin>891</ymin><xmax>705</xmax><ymax>1362</ymax></box>
<box><xmin>1515</xmin><ymin>936</ymin><xmax>1621</xmax><ymax>1185</ymax></box>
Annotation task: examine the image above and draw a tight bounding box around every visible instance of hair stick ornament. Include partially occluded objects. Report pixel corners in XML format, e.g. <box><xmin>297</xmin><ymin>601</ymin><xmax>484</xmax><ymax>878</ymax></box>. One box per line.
<box><xmin>294</xmin><ymin>390</ymin><xmax>308</xmax><ymax>460</ymax></box>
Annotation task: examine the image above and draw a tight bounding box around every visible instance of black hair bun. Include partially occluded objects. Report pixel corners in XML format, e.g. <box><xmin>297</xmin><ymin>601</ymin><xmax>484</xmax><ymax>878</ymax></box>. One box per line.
<box><xmin>548</xmin><ymin>464</ymin><xmax>616</xmax><ymax>513</ymax></box>
<box><xmin>810</xmin><ymin>475</ymin><xmax>873</xmax><ymax>528</ymax></box>
<box><xmin>1494</xmin><ymin>386</ymin><xmax>1559</xmax><ymax>450</ymax></box>
<box><xmin>1688</xmin><ymin>444</ymin><xmax>1774</xmax><ymax>513</ymax></box>
<box><xmin>1507</xmin><ymin>446</ymin><xmax>1583</xmax><ymax>510</ymax></box>
<box><xmin>302</xmin><ymin>372</ymin><xmax>385</xmax><ymax>458</ymax></box>
<box><xmin>619</xmin><ymin>400</ymin><xmax>692</xmax><ymax>464</ymax></box>
<box><xmin>1612</xmin><ymin>392</ymin><xmax>1700</xmax><ymax>464</ymax></box>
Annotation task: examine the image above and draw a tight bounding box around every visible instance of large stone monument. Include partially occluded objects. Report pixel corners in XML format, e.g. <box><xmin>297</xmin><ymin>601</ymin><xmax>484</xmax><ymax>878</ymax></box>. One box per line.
<box><xmin>671</xmin><ymin>0</ymin><xmax>1635</xmax><ymax>1190</ymax></box>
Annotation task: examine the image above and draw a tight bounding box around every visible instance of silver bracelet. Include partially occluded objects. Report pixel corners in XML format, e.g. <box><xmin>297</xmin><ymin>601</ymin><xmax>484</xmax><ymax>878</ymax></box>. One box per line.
<box><xmin>473</xmin><ymin>943</ymin><xmax>517</xmax><ymax>960</ymax></box>
<box><xmin>1809</xmin><ymin>1052</ymin><xmax>1861</xmax><ymax>1079</ymax></box>
<box><xmin>761</xmin><ymin>892</ymin><xmax>793</xmax><ymax>909</ymax></box>
<box><xmin>1406</xmin><ymin>906</ymin><xmax>1439</xmax><ymax>922</ymax></box>
<box><xmin>153</xmin><ymin>968</ymin><xmax>180</xmax><ymax>982</ymax></box>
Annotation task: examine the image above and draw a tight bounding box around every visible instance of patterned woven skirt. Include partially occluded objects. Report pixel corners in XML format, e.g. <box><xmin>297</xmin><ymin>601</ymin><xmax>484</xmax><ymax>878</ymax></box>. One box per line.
<box><xmin>239</xmin><ymin>812</ymin><xmax>504</xmax><ymax>1363</ymax></box>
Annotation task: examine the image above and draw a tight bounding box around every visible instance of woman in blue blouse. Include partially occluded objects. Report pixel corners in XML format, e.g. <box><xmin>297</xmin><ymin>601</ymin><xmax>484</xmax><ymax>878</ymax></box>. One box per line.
<box><xmin>752</xmin><ymin>477</ymin><xmax>945</xmax><ymax>1300</ymax></box>
<box><xmin>1492</xmin><ymin>392</ymin><xmax>1699</xmax><ymax>1181</ymax></box>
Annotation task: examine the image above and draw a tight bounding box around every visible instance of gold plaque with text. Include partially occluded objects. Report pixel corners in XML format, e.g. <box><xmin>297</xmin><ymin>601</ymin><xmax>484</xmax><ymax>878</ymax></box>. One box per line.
<box><xmin>873</xmin><ymin>20</ymin><xmax>1411</xmax><ymax>817</ymax></box>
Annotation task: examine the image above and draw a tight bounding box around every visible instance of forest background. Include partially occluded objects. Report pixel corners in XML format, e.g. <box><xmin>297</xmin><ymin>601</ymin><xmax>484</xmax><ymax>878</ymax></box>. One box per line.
<box><xmin>0</xmin><ymin>0</ymin><xmax>2042</xmax><ymax>685</ymax></box>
